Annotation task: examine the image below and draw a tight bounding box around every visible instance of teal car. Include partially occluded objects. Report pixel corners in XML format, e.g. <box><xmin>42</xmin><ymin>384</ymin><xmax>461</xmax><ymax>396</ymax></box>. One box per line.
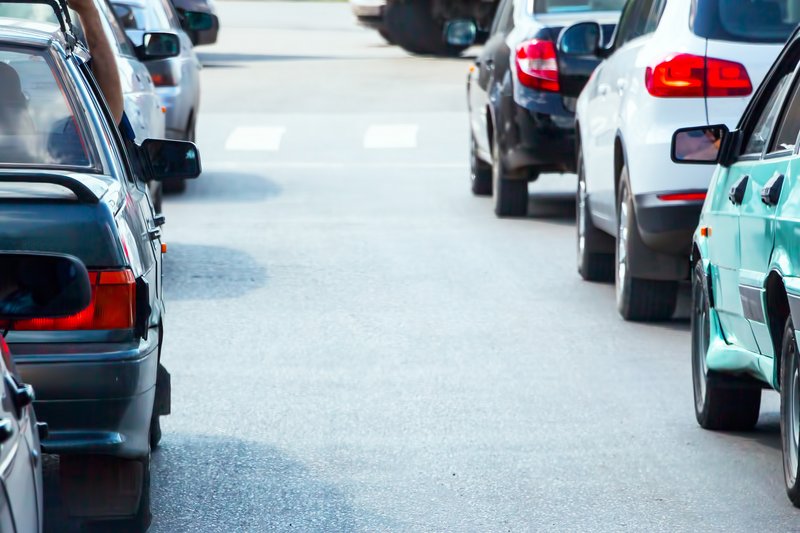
<box><xmin>673</xmin><ymin>28</ymin><xmax>800</xmax><ymax>507</ymax></box>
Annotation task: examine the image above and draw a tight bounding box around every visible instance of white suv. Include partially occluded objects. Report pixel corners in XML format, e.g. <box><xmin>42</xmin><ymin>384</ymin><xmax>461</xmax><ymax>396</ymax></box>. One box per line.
<box><xmin>559</xmin><ymin>0</ymin><xmax>792</xmax><ymax>320</ymax></box>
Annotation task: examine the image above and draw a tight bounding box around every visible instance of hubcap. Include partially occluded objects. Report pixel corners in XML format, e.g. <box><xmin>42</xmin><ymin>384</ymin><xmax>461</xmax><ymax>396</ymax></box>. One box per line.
<box><xmin>577</xmin><ymin>172</ymin><xmax>587</xmax><ymax>267</ymax></box>
<box><xmin>616</xmin><ymin>194</ymin><xmax>629</xmax><ymax>301</ymax></box>
<box><xmin>788</xmin><ymin>339</ymin><xmax>800</xmax><ymax>480</ymax></box>
<box><xmin>692</xmin><ymin>274</ymin><xmax>710</xmax><ymax>412</ymax></box>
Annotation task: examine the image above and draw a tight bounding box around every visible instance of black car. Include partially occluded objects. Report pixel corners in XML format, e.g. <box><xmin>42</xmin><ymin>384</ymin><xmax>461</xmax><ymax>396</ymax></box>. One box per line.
<box><xmin>0</xmin><ymin>8</ymin><xmax>200</xmax><ymax>529</ymax></box>
<box><xmin>0</xmin><ymin>252</ymin><xmax>93</xmax><ymax>533</ymax></box>
<box><xmin>465</xmin><ymin>0</ymin><xmax>622</xmax><ymax>217</ymax></box>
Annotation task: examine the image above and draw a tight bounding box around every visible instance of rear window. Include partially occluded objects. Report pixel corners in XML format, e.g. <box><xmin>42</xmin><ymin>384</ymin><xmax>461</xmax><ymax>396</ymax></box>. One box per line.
<box><xmin>112</xmin><ymin>1</ymin><xmax>171</xmax><ymax>31</ymax></box>
<box><xmin>0</xmin><ymin>47</ymin><xmax>93</xmax><ymax>169</ymax></box>
<box><xmin>535</xmin><ymin>0</ymin><xmax>627</xmax><ymax>14</ymax></box>
<box><xmin>692</xmin><ymin>0</ymin><xmax>799</xmax><ymax>43</ymax></box>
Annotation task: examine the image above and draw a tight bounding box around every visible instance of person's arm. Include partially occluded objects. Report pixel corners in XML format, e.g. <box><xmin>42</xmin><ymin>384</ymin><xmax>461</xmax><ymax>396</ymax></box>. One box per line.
<box><xmin>68</xmin><ymin>0</ymin><xmax>124</xmax><ymax>124</ymax></box>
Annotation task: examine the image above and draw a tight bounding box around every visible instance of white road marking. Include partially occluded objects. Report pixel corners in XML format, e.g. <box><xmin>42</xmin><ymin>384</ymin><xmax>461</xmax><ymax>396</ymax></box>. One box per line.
<box><xmin>225</xmin><ymin>127</ymin><xmax>286</xmax><ymax>151</ymax></box>
<box><xmin>363</xmin><ymin>124</ymin><xmax>418</xmax><ymax>149</ymax></box>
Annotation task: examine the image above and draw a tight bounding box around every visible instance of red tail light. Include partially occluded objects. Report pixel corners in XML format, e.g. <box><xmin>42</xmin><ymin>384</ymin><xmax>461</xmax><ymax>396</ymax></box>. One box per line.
<box><xmin>646</xmin><ymin>54</ymin><xmax>752</xmax><ymax>98</ymax></box>
<box><xmin>657</xmin><ymin>192</ymin><xmax>707</xmax><ymax>202</ymax></box>
<box><xmin>0</xmin><ymin>337</ymin><xmax>14</xmax><ymax>373</ymax></box>
<box><xmin>11</xmin><ymin>270</ymin><xmax>135</xmax><ymax>331</ymax></box>
<box><xmin>516</xmin><ymin>39</ymin><xmax>560</xmax><ymax>92</ymax></box>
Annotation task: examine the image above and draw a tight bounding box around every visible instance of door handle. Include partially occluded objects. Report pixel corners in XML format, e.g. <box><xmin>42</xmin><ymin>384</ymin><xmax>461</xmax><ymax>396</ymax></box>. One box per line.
<box><xmin>485</xmin><ymin>58</ymin><xmax>494</xmax><ymax>69</ymax></box>
<box><xmin>729</xmin><ymin>175</ymin><xmax>749</xmax><ymax>205</ymax></box>
<box><xmin>598</xmin><ymin>84</ymin><xmax>609</xmax><ymax>96</ymax></box>
<box><xmin>761</xmin><ymin>173</ymin><xmax>784</xmax><ymax>206</ymax></box>
<box><xmin>616</xmin><ymin>79</ymin><xmax>627</xmax><ymax>93</ymax></box>
<box><xmin>148</xmin><ymin>228</ymin><xmax>162</xmax><ymax>241</ymax></box>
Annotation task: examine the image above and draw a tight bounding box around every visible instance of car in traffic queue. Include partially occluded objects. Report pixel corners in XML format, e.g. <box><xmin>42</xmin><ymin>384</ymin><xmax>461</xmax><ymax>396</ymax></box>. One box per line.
<box><xmin>560</xmin><ymin>0</ymin><xmax>791</xmax><ymax>321</ymax></box>
<box><xmin>677</xmin><ymin>24</ymin><xmax>800</xmax><ymax>507</ymax></box>
<box><xmin>112</xmin><ymin>0</ymin><xmax>212</xmax><ymax>192</ymax></box>
<box><xmin>171</xmin><ymin>0</ymin><xmax>218</xmax><ymax>46</ymax></box>
<box><xmin>0</xmin><ymin>11</ymin><xmax>201</xmax><ymax>529</ymax></box>
<box><xmin>0</xmin><ymin>0</ymin><xmax>170</xmax><ymax>212</ymax></box>
<box><xmin>462</xmin><ymin>0</ymin><xmax>623</xmax><ymax>217</ymax></box>
<box><xmin>0</xmin><ymin>252</ymin><xmax>94</xmax><ymax>533</ymax></box>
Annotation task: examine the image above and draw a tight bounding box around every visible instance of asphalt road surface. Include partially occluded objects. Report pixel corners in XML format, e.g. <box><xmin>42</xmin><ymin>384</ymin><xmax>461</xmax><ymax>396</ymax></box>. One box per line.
<box><xmin>44</xmin><ymin>2</ymin><xmax>800</xmax><ymax>531</ymax></box>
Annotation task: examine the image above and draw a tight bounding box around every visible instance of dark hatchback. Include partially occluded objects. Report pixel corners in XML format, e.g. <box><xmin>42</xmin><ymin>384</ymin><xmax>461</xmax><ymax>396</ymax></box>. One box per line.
<box><xmin>0</xmin><ymin>16</ymin><xmax>200</xmax><ymax>528</ymax></box>
<box><xmin>467</xmin><ymin>0</ymin><xmax>622</xmax><ymax>216</ymax></box>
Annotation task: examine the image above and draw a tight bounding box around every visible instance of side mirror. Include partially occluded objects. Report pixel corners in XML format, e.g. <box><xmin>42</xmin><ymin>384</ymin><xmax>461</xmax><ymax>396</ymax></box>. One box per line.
<box><xmin>181</xmin><ymin>10</ymin><xmax>214</xmax><ymax>32</ymax></box>
<box><xmin>138</xmin><ymin>32</ymin><xmax>181</xmax><ymax>60</ymax></box>
<box><xmin>0</xmin><ymin>253</ymin><xmax>91</xmax><ymax>321</ymax></box>
<box><xmin>671</xmin><ymin>125</ymin><xmax>729</xmax><ymax>164</ymax></box>
<box><xmin>558</xmin><ymin>22</ymin><xmax>602</xmax><ymax>57</ymax></box>
<box><xmin>444</xmin><ymin>19</ymin><xmax>478</xmax><ymax>47</ymax></box>
<box><xmin>142</xmin><ymin>139</ymin><xmax>202</xmax><ymax>181</ymax></box>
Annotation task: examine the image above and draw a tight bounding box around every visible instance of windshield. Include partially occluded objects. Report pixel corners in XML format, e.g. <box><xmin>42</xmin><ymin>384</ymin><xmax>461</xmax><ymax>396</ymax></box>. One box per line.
<box><xmin>0</xmin><ymin>47</ymin><xmax>92</xmax><ymax>169</ymax></box>
<box><xmin>112</xmin><ymin>2</ymin><xmax>171</xmax><ymax>31</ymax></box>
<box><xmin>535</xmin><ymin>0</ymin><xmax>627</xmax><ymax>14</ymax></box>
<box><xmin>693</xmin><ymin>0</ymin><xmax>800</xmax><ymax>43</ymax></box>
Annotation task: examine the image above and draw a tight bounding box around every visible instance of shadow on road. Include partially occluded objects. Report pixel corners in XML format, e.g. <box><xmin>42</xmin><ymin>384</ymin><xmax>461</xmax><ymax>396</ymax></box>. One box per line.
<box><xmin>150</xmin><ymin>434</ymin><xmax>361</xmax><ymax>532</ymax></box>
<box><xmin>527</xmin><ymin>192</ymin><xmax>575</xmax><ymax>221</ymax></box>
<box><xmin>165</xmin><ymin>171</ymin><xmax>281</xmax><ymax>204</ymax></box>
<box><xmin>163</xmin><ymin>244</ymin><xmax>267</xmax><ymax>301</ymax></box>
<box><xmin>726</xmin><ymin>412</ymin><xmax>781</xmax><ymax>452</ymax></box>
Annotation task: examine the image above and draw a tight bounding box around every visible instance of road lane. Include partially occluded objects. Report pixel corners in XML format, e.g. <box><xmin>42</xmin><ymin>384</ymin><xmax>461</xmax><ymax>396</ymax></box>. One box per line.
<box><xmin>45</xmin><ymin>1</ymin><xmax>797</xmax><ymax>531</ymax></box>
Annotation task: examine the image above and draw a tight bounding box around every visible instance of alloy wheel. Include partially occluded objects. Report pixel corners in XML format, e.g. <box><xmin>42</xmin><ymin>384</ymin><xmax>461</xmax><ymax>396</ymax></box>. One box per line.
<box><xmin>692</xmin><ymin>271</ymin><xmax>710</xmax><ymax>412</ymax></box>
<box><xmin>616</xmin><ymin>194</ymin><xmax>629</xmax><ymax>303</ymax></box>
<box><xmin>577</xmin><ymin>172</ymin><xmax>587</xmax><ymax>271</ymax></box>
<box><xmin>787</xmin><ymin>334</ymin><xmax>800</xmax><ymax>483</ymax></box>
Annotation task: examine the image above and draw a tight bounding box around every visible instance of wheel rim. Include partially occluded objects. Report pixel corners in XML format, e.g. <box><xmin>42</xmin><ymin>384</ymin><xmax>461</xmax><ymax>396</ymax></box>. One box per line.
<box><xmin>787</xmin><ymin>336</ymin><xmax>800</xmax><ymax>482</ymax></box>
<box><xmin>692</xmin><ymin>272</ymin><xmax>710</xmax><ymax>412</ymax></box>
<box><xmin>577</xmin><ymin>168</ymin><xmax>587</xmax><ymax>269</ymax></box>
<box><xmin>616</xmin><ymin>191</ymin><xmax>629</xmax><ymax>302</ymax></box>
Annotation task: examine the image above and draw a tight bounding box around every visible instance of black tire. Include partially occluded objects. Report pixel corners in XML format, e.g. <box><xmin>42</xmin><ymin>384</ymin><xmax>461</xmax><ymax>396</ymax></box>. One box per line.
<box><xmin>691</xmin><ymin>260</ymin><xmax>761</xmax><ymax>431</ymax></box>
<box><xmin>150</xmin><ymin>182</ymin><xmax>163</xmax><ymax>214</ymax></box>
<box><xmin>383</xmin><ymin>0</ymin><xmax>469</xmax><ymax>56</ymax></box>
<box><xmin>576</xmin><ymin>146</ymin><xmax>613</xmax><ymax>281</ymax></box>
<box><xmin>150</xmin><ymin>361</ymin><xmax>169</xmax><ymax>449</ymax></box>
<box><xmin>491</xmin><ymin>134</ymin><xmax>528</xmax><ymax>217</ymax></box>
<box><xmin>62</xmin><ymin>454</ymin><xmax>152</xmax><ymax>532</ymax></box>
<box><xmin>470</xmin><ymin>137</ymin><xmax>492</xmax><ymax>196</ymax></box>
<box><xmin>615</xmin><ymin>169</ymin><xmax>678</xmax><ymax>321</ymax></box>
<box><xmin>781</xmin><ymin>316</ymin><xmax>800</xmax><ymax>507</ymax></box>
<box><xmin>378</xmin><ymin>26</ymin><xmax>394</xmax><ymax>44</ymax></box>
<box><xmin>149</xmin><ymin>414</ymin><xmax>162</xmax><ymax>450</ymax></box>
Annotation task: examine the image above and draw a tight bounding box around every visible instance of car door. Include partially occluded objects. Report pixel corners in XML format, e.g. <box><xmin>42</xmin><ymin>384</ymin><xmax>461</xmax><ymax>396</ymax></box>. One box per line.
<box><xmin>740</xmin><ymin>65</ymin><xmax>800</xmax><ymax>355</ymax></box>
<box><xmin>709</xmin><ymin>71</ymin><xmax>793</xmax><ymax>353</ymax></box>
<box><xmin>470</xmin><ymin>0</ymin><xmax>514</xmax><ymax>156</ymax></box>
<box><xmin>583</xmin><ymin>0</ymin><xmax>655</xmax><ymax>227</ymax></box>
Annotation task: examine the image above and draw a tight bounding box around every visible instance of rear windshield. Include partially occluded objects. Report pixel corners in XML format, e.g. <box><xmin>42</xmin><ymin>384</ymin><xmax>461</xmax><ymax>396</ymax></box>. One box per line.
<box><xmin>0</xmin><ymin>47</ymin><xmax>93</xmax><ymax>169</ymax></box>
<box><xmin>692</xmin><ymin>0</ymin><xmax>800</xmax><ymax>43</ymax></box>
<box><xmin>535</xmin><ymin>0</ymin><xmax>627</xmax><ymax>14</ymax></box>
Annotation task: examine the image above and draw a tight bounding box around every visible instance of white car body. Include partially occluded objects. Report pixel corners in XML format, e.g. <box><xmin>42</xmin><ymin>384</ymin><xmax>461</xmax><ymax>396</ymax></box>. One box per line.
<box><xmin>576</xmin><ymin>0</ymin><xmax>782</xmax><ymax>237</ymax></box>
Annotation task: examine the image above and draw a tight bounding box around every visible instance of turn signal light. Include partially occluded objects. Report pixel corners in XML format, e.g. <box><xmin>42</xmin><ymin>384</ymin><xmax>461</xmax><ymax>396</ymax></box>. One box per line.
<box><xmin>516</xmin><ymin>39</ymin><xmax>560</xmax><ymax>92</ymax></box>
<box><xmin>646</xmin><ymin>54</ymin><xmax>752</xmax><ymax>98</ymax></box>
<box><xmin>10</xmin><ymin>270</ymin><xmax>136</xmax><ymax>331</ymax></box>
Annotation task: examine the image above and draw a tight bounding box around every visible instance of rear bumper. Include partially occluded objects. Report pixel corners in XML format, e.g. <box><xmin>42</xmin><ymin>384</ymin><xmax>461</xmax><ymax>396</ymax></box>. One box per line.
<box><xmin>634</xmin><ymin>192</ymin><xmax>705</xmax><ymax>256</ymax></box>
<box><xmin>503</xmin><ymin>90</ymin><xmax>576</xmax><ymax>177</ymax></box>
<box><xmin>351</xmin><ymin>0</ymin><xmax>385</xmax><ymax>19</ymax></box>
<box><xmin>13</xmin><ymin>335</ymin><xmax>159</xmax><ymax>459</ymax></box>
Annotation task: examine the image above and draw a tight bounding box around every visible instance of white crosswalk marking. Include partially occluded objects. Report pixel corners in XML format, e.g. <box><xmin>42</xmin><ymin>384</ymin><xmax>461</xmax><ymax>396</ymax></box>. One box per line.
<box><xmin>363</xmin><ymin>124</ymin><xmax>418</xmax><ymax>149</ymax></box>
<box><xmin>225</xmin><ymin>126</ymin><xmax>286</xmax><ymax>151</ymax></box>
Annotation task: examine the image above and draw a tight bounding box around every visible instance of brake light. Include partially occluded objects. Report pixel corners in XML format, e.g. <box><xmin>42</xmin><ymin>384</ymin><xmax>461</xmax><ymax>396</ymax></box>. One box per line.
<box><xmin>516</xmin><ymin>39</ymin><xmax>560</xmax><ymax>92</ymax></box>
<box><xmin>657</xmin><ymin>192</ymin><xmax>707</xmax><ymax>201</ymax></box>
<box><xmin>646</xmin><ymin>54</ymin><xmax>752</xmax><ymax>98</ymax></box>
<box><xmin>151</xmin><ymin>73</ymin><xmax>178</xmax><ymax>87</ymax></box>
<box><xmin>0</xmin><ymin>337</ymin><xmax>14</xmax><ymax>374</ymax></box>
<box><xmin>11</xmin><ymin>270</ymin><xmax>135</xmax><ymax>331</ymax></box>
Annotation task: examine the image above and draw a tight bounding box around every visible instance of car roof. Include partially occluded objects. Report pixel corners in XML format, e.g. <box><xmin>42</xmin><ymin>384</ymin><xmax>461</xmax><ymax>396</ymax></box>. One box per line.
<box><xmin>0</xmin><ymin>17</ymin><xmax>67</xmax><ymax>49</ymax></box>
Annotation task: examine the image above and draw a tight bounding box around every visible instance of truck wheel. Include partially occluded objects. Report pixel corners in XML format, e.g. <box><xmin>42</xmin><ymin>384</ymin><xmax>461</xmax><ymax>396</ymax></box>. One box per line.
<box><xmin>384</xmin><ymin>0</ymin><xmax>469</xmax><ymax>56</ymax></box>
<box><xmin>781</xmin><ymin>316</ymin><xmax>800</xmax><ymax>507</ymax></box>
<box><xmin>378</xmin><ymin>26</ymin><xmax>394</xmax><ymax>44</ymax></box>
<box><xmin>61</xmin><ymin>454</ymin><xmax>152</xmax><ymax>532</ymax></box>
<box><xmin>470</xmin><ymin>137</ymin><xmax>492</xmax><ymax>196</ymax></box>
<box><xmin>692</xmin><ymin>260</ymin><xmax>761</xmax><ymax>431</ymax></box>
<box><xmin>491</xmin><ymin>134</ymin><xmax>528</xmax><ymax>217</ymax></box>
<box><xmin>576</xmin><ymin>146</ymin><xmax>613</xmax><ymax>281</ymax></box>
<box><xmin>615</xmin><ymin>169</ymin><xmax>678</xmax><ymax>321</ymax></box>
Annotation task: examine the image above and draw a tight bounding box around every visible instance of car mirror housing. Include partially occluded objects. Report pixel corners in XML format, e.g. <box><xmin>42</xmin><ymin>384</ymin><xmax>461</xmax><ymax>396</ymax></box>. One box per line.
<box><xmin>0</xmin><ymin>253</ymin><xmax>91</xmax><ymax>321</ymax></box>
<box><xmin>558</xmin><ymin>22</ymin><xmax>602</xmax><ymax>57</ymax></box>
<box><xmin>138</xmin><ymin>32</ymin><xmax>181</xmax><ymax>60</ymax></box>
<box><xmin>181</xmin><ymin>10</ymin><xmax>215</xmax><ymax>32</ymax></box>
<box><xmin>142</xmin><ymin>139</ymin><xmax>202</xmax><ymax>181</ymax></box>
<box><xmin>671</xmin><ymin>125</ymin><xmax>729</xmax><ymax>165</ymax></box>
<box><xmin>444</xmin><ymin>19</ymin><xmax>478</xmax><ymax>47</ymax></box>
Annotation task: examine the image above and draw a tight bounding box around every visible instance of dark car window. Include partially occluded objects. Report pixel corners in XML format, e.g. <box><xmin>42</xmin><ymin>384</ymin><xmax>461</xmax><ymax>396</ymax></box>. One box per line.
<box><xmin>113</xmin><ymin>1</ymin><xmax>171</xmax><ymax>30</ymax></box>
<box><xmin>0</xmin><ymin>48</ymin><xmax>94</xmax><ymax>169</ymax></box>
<box><xmin>613</xmin><ymin>0</ymin><xmax>655</xmax><ymax>48</ymax></box>
<box><xmin>743</xmin><ymin>73</ymin><xmax>792</xmax><ymax>155</ymax></box>
<box><xmin>770</xmin><ymin>74</ymin><xmax>800</xmax><ymax>153</ymax></box>
<box><xmin>491</xmin><ymin>0</ymin><xmax>514</xmax><ymax>34</ymax></box>
<box><xmin>692</xmin><ymin>0</ymin><xmax>799</xmax><ymax>43</ymax></box>
<box><xmin>534</xmin><ymin>0</ymin><xmax>626</xmax><ymax>14</ymax></box>
<box><xmin>158</xmin><ymin>0</ymin><xmax>182</xmax><ymax>30</ymax></box>
<box><xmin>98</xmin><ymin>0</ymin><xmax>137</xmax><ymax>57</ymax></box>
